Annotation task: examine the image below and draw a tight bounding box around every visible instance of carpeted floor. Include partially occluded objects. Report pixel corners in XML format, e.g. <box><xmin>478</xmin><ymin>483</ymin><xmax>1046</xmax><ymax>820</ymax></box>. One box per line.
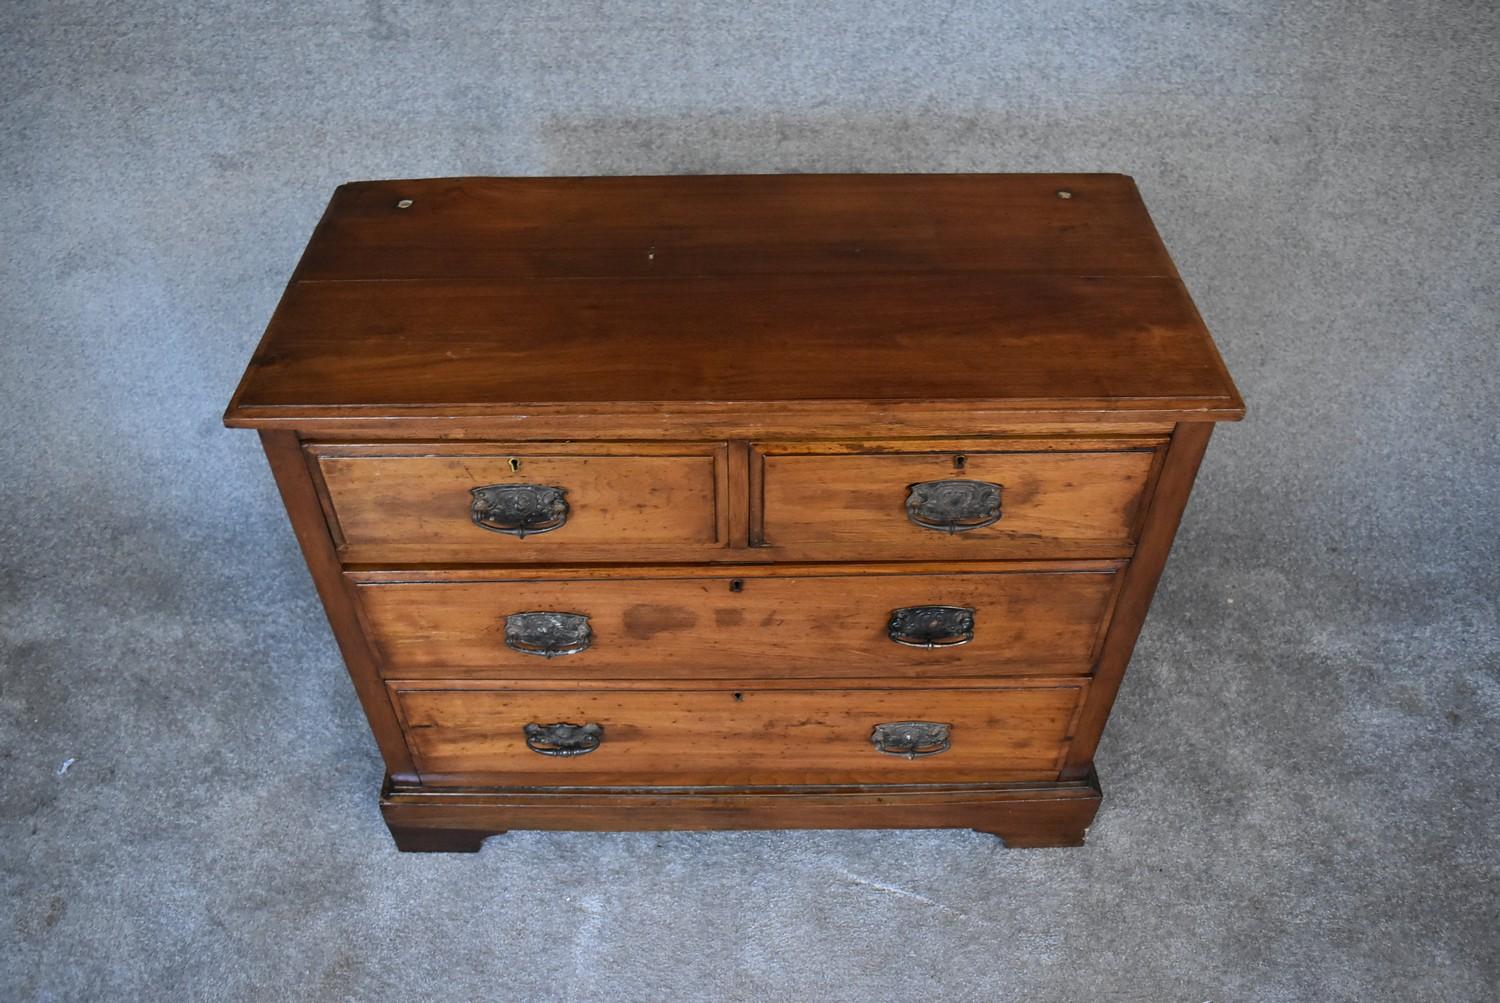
<box><xmin>2</xmin><ymin>3</ymin><xmax>1496</xmax><ymax>1000</ymax></box>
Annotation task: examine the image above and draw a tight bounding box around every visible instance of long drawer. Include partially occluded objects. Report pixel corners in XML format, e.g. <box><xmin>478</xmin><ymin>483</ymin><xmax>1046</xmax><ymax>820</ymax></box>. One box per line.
<box><xmin>388</xmin><ymin>678</ymin><xmax>1089</xmax><ymax>786</ymax></box>
<box><xmin>349</xmin><ymin>564</ymin><xmax>1123</xmax><ymax>679</ymax></box>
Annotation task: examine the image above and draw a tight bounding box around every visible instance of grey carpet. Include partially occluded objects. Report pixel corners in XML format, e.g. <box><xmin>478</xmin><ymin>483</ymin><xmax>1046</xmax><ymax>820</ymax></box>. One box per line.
<box><xmin>2</xmin><ymin>2</ymin><xmax>1496</xmax><ymax>1000</ymax></box>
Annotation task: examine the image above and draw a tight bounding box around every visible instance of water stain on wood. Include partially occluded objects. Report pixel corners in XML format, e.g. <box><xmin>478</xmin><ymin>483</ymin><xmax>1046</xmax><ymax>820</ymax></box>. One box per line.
<box><xmin>622</xmin><ymin>604</ymin><xmax>698</xmax><ymax>639</ymax></box>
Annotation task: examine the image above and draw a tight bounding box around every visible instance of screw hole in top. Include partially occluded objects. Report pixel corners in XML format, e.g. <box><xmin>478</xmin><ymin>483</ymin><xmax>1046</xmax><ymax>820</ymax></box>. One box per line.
<box><xmin>1055</xmin><ymin>189</ymin><xmax>1073</xmax><ymax>199</ymax></box>
<box><xmin>396</xmin><ymin>199</ymin><xmax>414</xmax><ymax>209</ymax></box>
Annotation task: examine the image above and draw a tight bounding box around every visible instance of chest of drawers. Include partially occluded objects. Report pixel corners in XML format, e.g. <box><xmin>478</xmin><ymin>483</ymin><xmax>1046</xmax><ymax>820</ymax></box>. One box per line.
<box><xmin>225</xmin><ymin>173</ymin><xmax>1243</xmax><ymax>852</ymax></box>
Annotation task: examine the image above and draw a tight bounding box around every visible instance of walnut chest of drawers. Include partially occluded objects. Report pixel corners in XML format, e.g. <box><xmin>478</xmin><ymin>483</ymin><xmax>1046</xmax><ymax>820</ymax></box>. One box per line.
<box><xmin>225</xmin><ymin>173</ymin><xmax>1243</xmax><ymax>852</ymax></box>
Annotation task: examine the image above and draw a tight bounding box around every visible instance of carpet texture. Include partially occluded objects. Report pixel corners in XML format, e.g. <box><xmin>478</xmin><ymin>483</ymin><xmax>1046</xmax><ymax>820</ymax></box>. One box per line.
<box><xmin>2</xmin><ymin>2</ymin><xmax>1496</xmax><ymax>1000</ymax></box>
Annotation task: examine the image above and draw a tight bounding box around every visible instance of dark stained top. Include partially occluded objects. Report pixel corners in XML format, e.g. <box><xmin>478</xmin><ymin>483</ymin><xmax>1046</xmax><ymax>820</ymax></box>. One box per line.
<box><xmin>226</xmin><ymin>174</ymin><xmax>1243</xmax><ymax>425</ymax></box>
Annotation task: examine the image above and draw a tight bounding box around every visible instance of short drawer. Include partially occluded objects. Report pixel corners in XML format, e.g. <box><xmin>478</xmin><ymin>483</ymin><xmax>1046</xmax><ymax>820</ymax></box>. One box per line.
<box><xmin>388</xmin><ymin>679</ymin><xmax>1088</xmax><ymax>786</ymax></box>
<box><xmin>349</xmin><ymin>564</ymin><xmax>1122</xmax><ymax>679</ymax></box>
<box><xmin>751</xmin><ymin>439</ymin><xmax>1162</xmax><ymax>560</ymax></box>
<box><xmin>309</xmin><ymin>442</ymin><xmax>729</xmax><ymax>562</ymax></box>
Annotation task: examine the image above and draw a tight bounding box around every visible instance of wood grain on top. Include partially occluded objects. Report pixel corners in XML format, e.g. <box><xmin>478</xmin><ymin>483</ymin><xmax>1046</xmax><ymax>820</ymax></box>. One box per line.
<box><xmin>226</xmin><ymin>174</ymin><xmax>1243</xmax><ymax>424</ymax></box>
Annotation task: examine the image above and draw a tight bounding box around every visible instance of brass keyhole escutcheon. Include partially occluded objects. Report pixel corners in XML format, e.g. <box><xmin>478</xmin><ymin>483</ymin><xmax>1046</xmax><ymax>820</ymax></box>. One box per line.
<box><xmin>508</xmin><ymin>457</ymin><xmax>521</xmax><ymax>472</ymax></box>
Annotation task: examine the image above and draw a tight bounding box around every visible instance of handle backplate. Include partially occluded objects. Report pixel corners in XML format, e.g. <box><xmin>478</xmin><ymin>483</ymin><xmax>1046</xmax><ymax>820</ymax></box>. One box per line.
<box><xmin>524</xmin><ymin>722</ymin><xmax>604</xmax><ymax>756</ymax></box>
<box><xmin>906</xmin><ymin>479</ymin><xmax>1002</xmax><ymax>534</ymax></box>
<box><xmin>504</xmin><ymin>611</ymin><xmax>592</xmax><ymax>658</ymax></box>
<box><xmin>887</xmin><ymin>605</ymin><xmax>976</xmax><ymax>648</ymax></box>
<box><xmin>871</xmin><ymin>721</ymin><xmax>952</xmax><ymax>759</ymax></box>
<box><xmin>470</xmin><ymin>483</ymin><xmax>569</xmax><ymax>537</ymax></box>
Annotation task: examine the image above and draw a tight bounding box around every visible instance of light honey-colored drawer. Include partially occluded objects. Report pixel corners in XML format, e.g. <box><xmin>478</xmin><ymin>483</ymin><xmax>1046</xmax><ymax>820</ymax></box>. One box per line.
<box><xmin>309</xmin><ymin>441</ymin><xmax>730</xmax><ymax>562</ymax></box>
<box><xmin>349</xmin><ymin>563</ymin><xmax>1123</xmax><ymax>679</ymax></box>
<box><xmin>751</xmin><ymin>439</ymin><xmax>1164</xmax><ymax>561</ymax></box>
<box><xmin>389</xmin><ymin>678</ymin><xmax>1089</xmax><ymax>786</ymax></box>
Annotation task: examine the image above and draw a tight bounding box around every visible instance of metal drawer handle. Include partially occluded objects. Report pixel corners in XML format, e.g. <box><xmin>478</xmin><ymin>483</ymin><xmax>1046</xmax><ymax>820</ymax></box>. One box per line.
<box><xmin>871</xmin><ymin>721</ymin><xmax>952</xmax><ymax>759</ymax></box>
<box><xmin>470</xmin><ymin>483</ymin><xmax>569</xmax><ymax>537</ymax></box>
<box><xmin>887</xmin><ymin>605</ymin><xmax>976</xmax><ymax>648</ymax></box>
<box><xmin>504</xmin><ymin>612</ymin><xmax>592</xmax><ymax>658</ymax></box>
<box><xmin>906</xmin><ymin>479</ymin><xmax>1002</xmax><ymax>533</ymax></box>
<box><xmin>524</xmin><ymin>722</ymin><xmax>603</xmax><ymax>756</ymax></box>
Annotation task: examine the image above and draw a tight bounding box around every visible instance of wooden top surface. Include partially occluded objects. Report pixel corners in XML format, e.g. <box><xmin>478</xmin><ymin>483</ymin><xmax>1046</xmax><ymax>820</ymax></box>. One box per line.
<box><xmin>226</xmin><ymin>174</ymin><xmax>1243</xmax><ymax>427</ymax></box>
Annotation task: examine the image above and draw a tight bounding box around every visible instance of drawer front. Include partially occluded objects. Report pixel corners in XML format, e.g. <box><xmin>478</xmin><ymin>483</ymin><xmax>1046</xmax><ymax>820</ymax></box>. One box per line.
<box><xmin>752</xmin><ymin>442</ymin><xmax>1161</xmax><ymax>560</ymax></box>
<box><xmin>310</xmin><ymin>443</ymin><xmax>729</xmax><ymax>562</ymax></box>
<box><xmin>351</xmin><ymin>565</ymin><xmax>1121</xmax><ymax>679</ymax></box>
<box><xmin>389</xmin><ymin>680</ymin><xmax>1087</xmax><ymax>786</ymax></box>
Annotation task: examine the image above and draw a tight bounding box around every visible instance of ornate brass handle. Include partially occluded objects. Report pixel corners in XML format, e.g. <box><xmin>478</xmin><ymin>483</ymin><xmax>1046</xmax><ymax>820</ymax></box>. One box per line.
<box><xmin>524</xmin><ymin>722</ymin><xmax>603</xmax><ymax>756</ymax></box>
<box><xmin>906</xmin><ymin>479</ymin><xmax>1002</xmax><ymax>533</ymax></box>
<box><xmin>887</xmin><ymin>605</ymin><xmax>976</xmax><ymax>648</ymax></box>
<box><xmin>470</xmin><ymin>483</ymin><xmax>569</xmax><ymax>537</ymax></box>
<box><xmin>871</xmin><ymin>721</ymin><xmax>952</xmax><ymax>759</ymax></box>
<box><xmin>504</xmin><ymin>612</ymin><xmax>592</xmax><ymax>658</ymax></box>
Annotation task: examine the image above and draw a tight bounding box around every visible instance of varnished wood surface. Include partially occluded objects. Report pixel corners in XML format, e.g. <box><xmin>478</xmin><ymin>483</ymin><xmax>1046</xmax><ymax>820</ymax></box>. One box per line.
<box><xmin>257</xmin><ymin>431</ymin><xmax>417</xmax><ymax>782</ymax></box>
<box><xmin>388</xmin><ymin>678</ymin><xmax>1087</xmax><ymax>786</ymax></box>
<box><xmin>229</xmin><ymin>276</ymin><xmax>1239</xmax><ymax>417</ymax></box>
<box><xmin>313</xmin><ymin>435</ymin><xmax>1164</xmax><ymax>563</ymax></box>
<box><xmin>1063</xmin><ymin>421</ymin><xmax>1215</xmax><ymax>777</ymax></box>
<box><xmin>311</xmin><ymin>441</ymin><xmax>728</xmax><ymax>561</ymax></box>
<box><xmin>301</xmin><ymin>174</ymin><xmax>1176</xmax><ymax>280</ymax></box>
<box><xmin>224</xmin><ymin>174</ymin><xmax>1244</xmax><ymax>428</ymax></box>
<box><xmin>380</xmin><ymin>772</ymin><xmax>1103</xmax><ymax>851</ymax></box>
<box><xmin>246</xmin><ymin>409</ymin><xmax>1188</xmax><ymax>439</ymax></box>
<box><xmin>755</xmin><ymin>443</ymin><xmax>1159</xmax><ymax>558</ymax></box>
<box><xmin>351</xmin><ymin>565</ymin><xmax>1122</xmax><ymax>678</ymax></box>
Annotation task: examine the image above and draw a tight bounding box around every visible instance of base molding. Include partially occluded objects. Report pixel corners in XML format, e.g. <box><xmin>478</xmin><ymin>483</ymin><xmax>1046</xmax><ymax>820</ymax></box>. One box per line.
<box><xmin>380</xmin><ymin>772</ymin><xmax>1102</xmax><ymax>852</ymax></box>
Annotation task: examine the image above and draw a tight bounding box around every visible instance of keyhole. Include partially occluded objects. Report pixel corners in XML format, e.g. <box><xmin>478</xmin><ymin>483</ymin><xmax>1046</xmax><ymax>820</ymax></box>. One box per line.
<box><xmin>729</xmin><ymin>579</ymin><xmax>744</xmax><ymax>592</ymax></box>
<box><xmin>732</xmin><ymin>692</ymin><xmax>743</xmax><ymax>702</ymax></box>
<box><xmin>508</xmin><ymin>457</ymin><xmax>521</xmax><ymax>472</ymax></box>
<box><xmin>954</xmin><ymin>454</ymin><xmax>967</xmax><ymax>470</ymax></box>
